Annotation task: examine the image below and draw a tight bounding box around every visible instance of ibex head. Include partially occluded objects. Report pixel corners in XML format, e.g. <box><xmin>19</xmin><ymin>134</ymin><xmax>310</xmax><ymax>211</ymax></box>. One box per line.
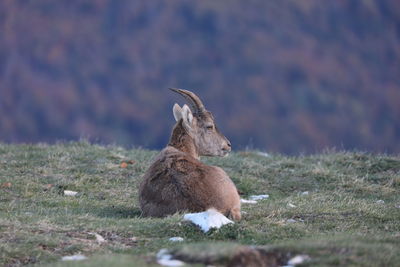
<box><xmin>170</xmin><ymin>88</ymin><xmax>231</xmax><ymax>157</ymax></box>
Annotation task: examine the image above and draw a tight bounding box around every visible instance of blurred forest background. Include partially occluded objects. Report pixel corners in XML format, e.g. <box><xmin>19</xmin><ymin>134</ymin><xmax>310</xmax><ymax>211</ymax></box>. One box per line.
<box><xmin>0</xmin><ymin>0</ymin><xmax>399</xmax><ymax>154</ymax></box>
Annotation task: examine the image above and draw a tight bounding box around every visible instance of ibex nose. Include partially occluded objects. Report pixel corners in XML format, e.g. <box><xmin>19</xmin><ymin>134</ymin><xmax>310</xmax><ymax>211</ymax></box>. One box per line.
<box><xmin>222</xmin><ymin>140</ymin><xmax>231</xmax><ymax>152</ymax></box>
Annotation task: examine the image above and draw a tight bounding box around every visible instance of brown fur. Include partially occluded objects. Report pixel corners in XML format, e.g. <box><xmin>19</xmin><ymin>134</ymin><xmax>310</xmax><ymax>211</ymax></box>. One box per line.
<box><xmin>139</xmin><ymin>90</ymin><xmax>241</xmax><ymax>220</ymax></box>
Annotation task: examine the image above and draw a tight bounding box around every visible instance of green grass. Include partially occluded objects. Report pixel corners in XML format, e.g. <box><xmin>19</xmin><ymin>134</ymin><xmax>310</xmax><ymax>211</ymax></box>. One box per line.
<box><xmin>0</xmin><ymin>142</ymin><xmax>399</xmax><ymax>266</ymax></box>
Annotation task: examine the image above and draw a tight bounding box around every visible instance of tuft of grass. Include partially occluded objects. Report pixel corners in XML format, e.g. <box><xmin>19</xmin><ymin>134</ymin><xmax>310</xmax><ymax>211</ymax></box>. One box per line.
<box><xmin>0</xmin><ymin>142</ymin><xmax>399</xmax><ymax>266</ymax></box>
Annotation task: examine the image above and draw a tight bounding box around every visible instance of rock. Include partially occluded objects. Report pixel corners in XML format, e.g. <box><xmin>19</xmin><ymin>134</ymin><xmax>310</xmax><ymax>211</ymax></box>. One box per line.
<box><xmin>228</xmin><ymin>247</ymin><xmax>287</xmax><ymax>267</ymax></box>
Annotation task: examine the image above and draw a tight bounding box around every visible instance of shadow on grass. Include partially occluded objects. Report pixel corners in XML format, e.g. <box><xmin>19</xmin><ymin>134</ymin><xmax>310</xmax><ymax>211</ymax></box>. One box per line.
<box><xmin>96</xmin><ymin>206</ymin><xmax>142</xmax><ymax>218</ymax></box>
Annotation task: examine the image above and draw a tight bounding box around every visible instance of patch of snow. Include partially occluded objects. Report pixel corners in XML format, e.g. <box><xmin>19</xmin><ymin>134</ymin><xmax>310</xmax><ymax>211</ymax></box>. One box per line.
<box><xmin>288</xmin><ymin>203</ymin><xmax>296</xmax><ymax>208</ymax></box>
<box><xmin>105</xmin><ymin>163</ymin><xmax>119</xmax><ymax>169</ymax></box>
<box><xmin>157</xmin><ymin>249</ymin><xmax>184</xmax><ymax>267</ymax></box>
<box><xmin>64</xmin><ymin>190</ymin><xmax>78</xmax><ymax>196</ymax></box>
<box><xmin>395</xmin><ymin>204</ymin><xmax>400</xmax><ymax>209</ymax></box>
<box><xmin>112</xmin><ymin>152</ymin><xmax>126</xmax><ymax>159</ymax></box>
<box><xmin>157</xmin><ymin>249</ymin><xmax>169</xmax><ymax>258</ymax></box>
<box><xmin>169</xmin><ymin>237</ymin><xmax>184</xmax><ymax>242</ymax></box>
<box><xmin>61</xmin><ymin>254</ymin><xmax>87</xmax><ymax>261</ymax></box>
<box><xmin>241</xmin><ymin>199</ymin><xmax>258</xmax><ymax>204</ymax></box>
<box><xmin>249</xmin><ymin>194</ymin><xmax>269</xmax><ymax>201</ymax></box>
<box><xmin>158</xmin><ymin>258</ymin><xmax>184</xmax><ymax>267</ymax></box>
<box><xmin>301</xmin><ymin>191</ymin><xmax>309</xmax><ymax>196</ymax></box>
<box><xmin>287</xmin><ymin>254</ymin><xmax>310</xmax><ymax>266</ymax></box>
<box><xmin>256</xmin><ymin>151</ymin><xmax>270</xmax><ymax>157</ymax></box>
<box><xmin>376</xmin><ymin>200</ymin><xmax>385</xmax><ymax>204</ymax></box>
<box><xmin>183</xmin><ymin>208</ymin><xmax>233</xmax><ymax>233</ymax></box>
<box><xmin>286</xmin><ymin>219</ymin><xmax>297</xmax><ymax>223</ymax></box>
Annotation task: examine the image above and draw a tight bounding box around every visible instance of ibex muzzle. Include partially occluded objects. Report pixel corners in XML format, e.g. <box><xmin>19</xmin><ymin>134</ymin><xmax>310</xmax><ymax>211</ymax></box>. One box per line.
<box><xmin>170</xmin><ymin>88</ymin><xmax>231</xmax><ymax>157</ymax></box>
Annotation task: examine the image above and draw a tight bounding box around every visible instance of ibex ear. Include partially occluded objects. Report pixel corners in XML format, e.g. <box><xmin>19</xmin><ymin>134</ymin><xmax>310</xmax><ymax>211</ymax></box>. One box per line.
<box><xmin>173</xmin><ymin>103</ymin><xmax>182</xmax><ymax>122</ymax></box>
<box><xmin>181</xmin><ymin>104</ymin><xmax>193</xmax><ymax>129</ymax></box>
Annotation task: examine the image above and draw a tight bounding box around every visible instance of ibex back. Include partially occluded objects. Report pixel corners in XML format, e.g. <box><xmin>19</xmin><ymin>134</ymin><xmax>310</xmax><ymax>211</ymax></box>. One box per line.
<box><xmin>138</xmin><ymin>88</ymin><xmax>241</xmax><ymax>220</ymax></box>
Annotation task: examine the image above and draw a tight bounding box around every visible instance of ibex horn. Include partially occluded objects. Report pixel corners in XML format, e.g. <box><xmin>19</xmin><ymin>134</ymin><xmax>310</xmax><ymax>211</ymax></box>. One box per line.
<box><xmin>169</xmin><ymin>88</ymin><xmax>205</xmax><ymax>115</ymax></box>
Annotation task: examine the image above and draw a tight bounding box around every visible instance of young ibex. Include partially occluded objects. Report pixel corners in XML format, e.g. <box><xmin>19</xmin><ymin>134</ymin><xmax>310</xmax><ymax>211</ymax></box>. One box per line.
<box><xmin>139</xmin><ymin>88</ymin><xmax>241</xmax><ymax>220</ymax></box>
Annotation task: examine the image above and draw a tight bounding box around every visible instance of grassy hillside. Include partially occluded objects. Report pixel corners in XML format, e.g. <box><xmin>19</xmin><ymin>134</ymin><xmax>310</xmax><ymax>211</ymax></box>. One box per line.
<box><xmin>0</xmin><ymin>142</ymin><xmax>399</xmax><ymax>266</ymax></box>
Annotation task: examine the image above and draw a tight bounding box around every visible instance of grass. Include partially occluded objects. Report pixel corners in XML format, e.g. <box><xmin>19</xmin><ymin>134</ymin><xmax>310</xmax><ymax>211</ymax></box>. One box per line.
<box><xmin>0</xmin><ymin>142</ymin><xmax>399</xmax><ymax>266</ymax></box>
